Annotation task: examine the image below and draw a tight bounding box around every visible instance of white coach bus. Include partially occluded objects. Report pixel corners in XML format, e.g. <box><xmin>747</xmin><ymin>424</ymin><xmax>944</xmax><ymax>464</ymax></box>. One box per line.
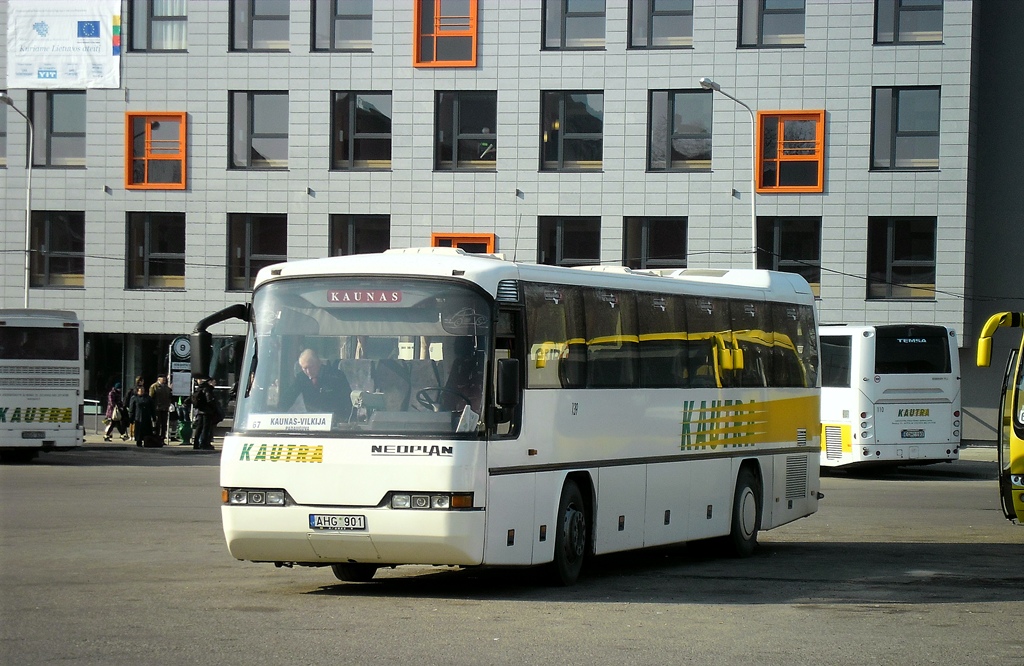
<box><xmin>195</xmin><ymin>248</ymin><xmax>821</xmax><ymax>585</ymax></box>
<box><xmin>819</xmin><ymin>324</ymin><xmax>961</xmax><ymax>469</ymax></box>
<box><xmin>0</xmin><ymin>309</ymin><xmax>85</xmax><ymax>463</ymax></box>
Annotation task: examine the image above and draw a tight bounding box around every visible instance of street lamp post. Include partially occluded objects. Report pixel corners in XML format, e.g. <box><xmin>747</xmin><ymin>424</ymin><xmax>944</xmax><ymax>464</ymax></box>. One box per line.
<box><xmin>0</xmin><ymin>92</ymin><xmax>34</xmax><ymax>307</ymax></box>
<box><xmin>698</xmin><ymin>77</ymin><xmax>757</xmax><ymax>269</ymax></box>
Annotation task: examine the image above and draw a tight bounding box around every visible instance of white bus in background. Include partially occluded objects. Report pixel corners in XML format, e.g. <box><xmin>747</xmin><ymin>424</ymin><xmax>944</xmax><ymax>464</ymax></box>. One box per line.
<box><xmin>0</xmin><ymin>310</ymin><xmax>85</xmax><ymax>463</ymax></box>
<box><xmin>819</xmin><ymin>324</ymin><xmax>961</xmax><ymax>469</ymax></box>
<box><xmin>194</xmin><ymin>248</ymin><xmax>821</xmax><ymax>585</ymax></box>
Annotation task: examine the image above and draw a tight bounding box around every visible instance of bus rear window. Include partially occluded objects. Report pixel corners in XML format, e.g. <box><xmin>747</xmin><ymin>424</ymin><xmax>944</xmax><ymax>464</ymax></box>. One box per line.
<box><xmin>0</xmin><ymin>327</ymin><xmax>79</xmax><ymax>360</ymax></box>
<box><xmin>873</xmin><ymin>326</ymin><xmax>951</xmax><ymax>374</ymax></box>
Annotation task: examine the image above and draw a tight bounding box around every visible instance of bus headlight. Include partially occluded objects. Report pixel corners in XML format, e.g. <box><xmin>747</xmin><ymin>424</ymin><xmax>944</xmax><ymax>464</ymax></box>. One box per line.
<box><xmin>1011</xmin><ymin>475</ymin><xmax>1024</xmax><ymax>487</ymax></box>
<box><xmin>389</xmin><ymin>492</ymin><xmax>473</xmax><ymax>510</ymax></box>
<box><xmin>223</xmin><ymin>488</ymin><xmax>288</xmax><ymax>505</ymax></box>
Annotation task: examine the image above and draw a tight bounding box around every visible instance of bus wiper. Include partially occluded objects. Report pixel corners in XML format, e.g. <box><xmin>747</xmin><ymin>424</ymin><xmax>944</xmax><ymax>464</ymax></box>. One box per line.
<box><xmin>244</xmin><ymin>338</ymin><xmax>258</xmax><ymax>398</ymax></box>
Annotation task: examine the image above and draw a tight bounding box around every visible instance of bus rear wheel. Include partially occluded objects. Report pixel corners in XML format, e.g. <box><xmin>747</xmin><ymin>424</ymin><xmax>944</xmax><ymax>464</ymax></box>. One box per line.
<box><xmin>331</xmin><ymin>563</ymin><xmax>378</xmax><ymax>582</ymax></box>
<box><xmin>550</xmin><ymin>479</ymin><xmax>588</xmax><ymax>586</ymax></box>
<box><xmin>726</xmin><ymin>467</ymin><xmax>762</xmax><ymax>557</ymax></box>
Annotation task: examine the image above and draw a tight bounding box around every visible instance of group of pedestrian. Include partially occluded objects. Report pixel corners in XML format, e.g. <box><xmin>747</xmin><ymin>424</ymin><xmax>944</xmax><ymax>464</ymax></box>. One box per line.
<box><xmin>103</xmin><ymin>373</ymin><xmax>216</xmax><ymax>448</ymax></box>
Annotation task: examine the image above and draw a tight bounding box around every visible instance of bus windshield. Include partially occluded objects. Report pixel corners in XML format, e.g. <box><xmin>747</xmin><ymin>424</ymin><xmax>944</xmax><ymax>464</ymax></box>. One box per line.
<box><xmin>234</xmin><ymin>276</ymin><xmax>492</xmax><ymax>438</ymax></box>
<box><xmin>874</xmin><ymin>325</ymin><xmax>951</xmax><ymax>374</ymax></box>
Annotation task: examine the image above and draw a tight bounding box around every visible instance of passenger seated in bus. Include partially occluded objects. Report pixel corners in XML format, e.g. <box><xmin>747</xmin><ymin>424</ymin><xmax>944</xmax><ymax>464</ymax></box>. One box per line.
<box><xmin>279</xmin><ymin>349</ymin><xmax>353</xmax><ymax>422</ymax></box>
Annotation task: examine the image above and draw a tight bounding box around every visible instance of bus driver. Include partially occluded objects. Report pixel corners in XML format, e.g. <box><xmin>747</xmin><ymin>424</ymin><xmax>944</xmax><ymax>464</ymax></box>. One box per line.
<box><xmin>280</xmin><ymin>348</ymin><xmax>353</xmax><ymax>423</ymax></box>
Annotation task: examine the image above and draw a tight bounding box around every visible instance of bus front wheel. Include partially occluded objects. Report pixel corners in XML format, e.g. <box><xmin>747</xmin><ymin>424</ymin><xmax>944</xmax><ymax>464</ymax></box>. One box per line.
<box><xmin>550</xmin><ymin>479</ymin><xmax>588</xmax><ymax>586</ymax></box>
<box><xmin>726</xmin><ymin>467</ymin><xmax>762</xmax><ymax>558</ymax></box>
<box><xmin>331</xmin><ymin>563</ymin><xmax>378</xmax><ymax>582</ymax></box>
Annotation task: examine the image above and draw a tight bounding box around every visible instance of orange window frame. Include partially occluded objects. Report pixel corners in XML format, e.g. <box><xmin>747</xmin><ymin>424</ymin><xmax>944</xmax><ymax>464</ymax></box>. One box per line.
<box><xmin>413</xmin><ymin>0</ymin><xmax>478</xmax><ymax>67</ymax></box>
<box><xmin>755</xmin><ymin>110</ymin><xmax>825</xmax><ymax>194</ymax></box>
<box><xmin>432</xmin><ymin>233</ymin><xmax>495</xmax><ymax>254</ymax></box>
<box><xmin>125</xmin><ymin>112</ymin><xmax>187</xmax><ymax>190</ymax></box>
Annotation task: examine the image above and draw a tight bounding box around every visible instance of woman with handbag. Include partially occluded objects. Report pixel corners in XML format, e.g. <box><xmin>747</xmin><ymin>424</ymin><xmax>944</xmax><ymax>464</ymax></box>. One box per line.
<box><xmin>103</xmin><ymin>382</ymin><xmax>129</xmax><ymax>441</ymax></box>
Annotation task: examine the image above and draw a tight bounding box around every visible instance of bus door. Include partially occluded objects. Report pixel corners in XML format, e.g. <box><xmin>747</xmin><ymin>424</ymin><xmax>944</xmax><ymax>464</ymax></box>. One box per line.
<box><xmin>1001</xmin><ymin>346</ymin><xmax>1021</xmax><ymax>521</ymax></box>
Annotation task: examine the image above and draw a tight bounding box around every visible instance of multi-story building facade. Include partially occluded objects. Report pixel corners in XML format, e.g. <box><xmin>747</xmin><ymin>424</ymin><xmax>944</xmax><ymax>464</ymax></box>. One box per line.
<box><xmin>1</xmin><ymin>1</ymin><xmax>1020</xmax><ymax>440</ymax></box>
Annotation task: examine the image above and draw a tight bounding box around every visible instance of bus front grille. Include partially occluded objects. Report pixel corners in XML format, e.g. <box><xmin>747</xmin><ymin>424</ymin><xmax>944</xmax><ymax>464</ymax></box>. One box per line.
<box><xmin>825</xmin><ymin>426</ymin><xmax>843</xmax><ymax>460</ymax></box>
<box><xmin>785</xmin><ymin>455</ymin><xmax>809</xmax><ymax>499</ymax></box>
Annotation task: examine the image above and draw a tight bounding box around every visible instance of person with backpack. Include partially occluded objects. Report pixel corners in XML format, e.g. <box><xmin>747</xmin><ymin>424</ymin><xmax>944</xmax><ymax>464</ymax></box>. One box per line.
<box><xmin>191</xmin><ymin>376</ymin><xmax>218</xmax><ymax>450</ymax></box>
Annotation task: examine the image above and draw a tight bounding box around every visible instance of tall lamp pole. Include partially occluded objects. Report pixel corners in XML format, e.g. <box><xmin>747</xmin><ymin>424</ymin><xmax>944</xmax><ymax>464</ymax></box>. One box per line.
<box><xmin>698</xmin><ymin>78</ymin><xmax>757</xmax><ymax>269</ymax></box>
<box><xmin>0</xmin><ymin>92</ymin><xmax>34</xmax><ymax>307</ymax></box>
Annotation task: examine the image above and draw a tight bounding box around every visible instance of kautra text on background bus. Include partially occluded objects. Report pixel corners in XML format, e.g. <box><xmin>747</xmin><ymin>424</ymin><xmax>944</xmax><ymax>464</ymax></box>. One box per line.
<box><xmin>0</xmin><ymin>309</ymin><xmax>84</xmax><ymax>464</ymax></box>
<box><xmin>192</xmin><ymin>248</ymin><xmax>822</xmax><ymax>585</ymax></box>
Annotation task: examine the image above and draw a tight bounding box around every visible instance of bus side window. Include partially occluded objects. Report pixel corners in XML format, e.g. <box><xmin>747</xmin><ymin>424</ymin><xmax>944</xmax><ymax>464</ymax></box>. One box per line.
<box><xmin>525</xmin><ymin>283</ymin><xmax>586</xmax><ymax>389</ymax></box>
<box><xmin>638</xmin><ymin>292</ymin><xmax>689</xmax><ymax>388</ymax></box>
<box><xmin>583</xmin><ymin>288</ymin><xmax>638</xmax><ymax>389</ymax></box>
<box><xmin>730</xmin><ymin>299</ymin><xmax>771</xmax><ymax>388</ymax></box>
<box><xmin>686</xmin><ymin>296</ymin><xmax>730</xmax><ymax>388</ymax></box>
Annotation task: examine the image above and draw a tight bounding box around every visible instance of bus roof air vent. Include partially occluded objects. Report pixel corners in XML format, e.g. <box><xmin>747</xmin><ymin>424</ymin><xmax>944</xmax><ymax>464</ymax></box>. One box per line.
<box><xmin>496</xmin><ymin>279</ymin><xmax>521</xmax><ymax>303</ymax></box>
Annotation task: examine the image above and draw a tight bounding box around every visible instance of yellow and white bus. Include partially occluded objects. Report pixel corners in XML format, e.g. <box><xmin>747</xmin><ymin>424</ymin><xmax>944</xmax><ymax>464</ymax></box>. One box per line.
<box><xmin>195</xmin><ymin>248</ymin><xmax>821</xmax><ymax>584</ymax></box>
<box><xmin>976</xmin><ymin>312</ymin><xmax>1024</xmax><ymax>523</ymax></box>
<box><xmin>819</xmin><ymin>324</ymin><xmax>961</xmax><ymax>469</ymax></box>
<box><xmin>0</xmin><ymin>309</ymin><xmax>85</xmax><ymax>463</ymax></box>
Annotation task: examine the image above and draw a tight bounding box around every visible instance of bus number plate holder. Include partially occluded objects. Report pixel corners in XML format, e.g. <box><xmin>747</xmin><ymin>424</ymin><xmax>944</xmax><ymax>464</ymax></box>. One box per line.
<box><xmin>901</xmin><ymin>429</ymin><xmax>925</xmax><ymax>439</ymax></box>
<box><xmin>309</xmin><ymin>514</ymin><xmax>366</xmax><ymax>531</ymax></box>
<box><xmin>21</xmin><ymin>431</ymin><xmax>45</xmax><ymax>439</ymax></box>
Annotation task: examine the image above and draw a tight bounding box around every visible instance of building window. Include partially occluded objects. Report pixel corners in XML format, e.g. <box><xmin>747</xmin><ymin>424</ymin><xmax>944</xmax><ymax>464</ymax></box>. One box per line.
<box><xmin>228</xmin><ymin>213</ymin><xmax>287</xmax><ymax>291</ymax></box>
<box><xmin>538</xmin><ymin>216</ymin><xmax>601</xmax><ymax>267</ymax></box>
<box><xmin>414</xmin><ymin>0</ymin><xmax>478</xmax><ymax>66</ymax></box>
<box><xmin>30</xmin><ymin>211</ymin><xmax>85</xmax><ymax>288</ymax></box>
<box><xmin>313</xmin><ymin>0</ymin><xmax>372</xmax><ymax>51</ymax></box>
<box><xmin>330</xmin><ymin>215</ymin><xmax>390</xmax><ymax>255</ymax></box>
<box><xmin>867</xmin><ymin>216</ymin><xmax>936</xmax><ymax>300</ymax></box>
<box><xmin>331</xmin><ymin>91</ymin><xmax>392</xmax><ymax>170</ymax></box>
<box><xmin>757</xmin><ymin>110</ymin><xmax>824</xmax><ymax>192</ymax></box>
<box><xmin>541</xmin><ymin>91</ymin><xmax>603</xmax><ymax>171</ymax></box>
<box><xmin>623</xmin><ymin>217</ymin><xmax>687</xmax><ymax>270</ymax></box>
<box><xmin>871</xmin><ymin>86</ymin><xmax>940</xmax><ymax>170</ymax></box>
<box><xmin>739</xmin><ymin>0</ymin><xmax>805</xmax><ymax>47</ymax></box>
<box><xmin>432</xmin><ymin>233</ymin><xmax>495</xmax><ymax>254</ymax></box>
<box><xmin>435</xmin><ymin>91</ymin><xmax>496</xmax><ymax>171</ymax></box>
<box><xmin>629</xmin><ymin>0</ymin><xmax>693</xmax><ymax>48</ymax></box>
<box><xmin>543</xmin><ymin>0</ymin><xmax>606</xmax><ymax>50</ymax></box>
<box><xmin>231</xmin><ymin>0</ymin><xmax>290</xmax><ymax>51</ymax></box>
<box><xmin>649</xmin><ymin>90</ymin><xmax>711</xmax><ymax>171</ymax></box>
<box><xmin>129</xmin><ymin>0</ymin><xmax>188</xmax><ymax>51</ymax></box>
<box><xmin>875</xmin><ymin>0</ymin><xmax>942</xmax><ymax>44</ymax></box>
<box><xmin>125</xmin><ymin>112</ymin><xmax>186</xmax><ymax>189</ymax></box>
<box><xmin>127</xmin><ymin>212</ymin><xmax>186</xmax><ymax>289</ymax></box>
<box><xmin>230</xmin><ymin>92</ymin><xmax>288</xmax><ymax>169</ymax></box>
<box><xmin>30</xmin><ymin>91</ymin><xmax>86</xmax><ymax>167</ymax></box>
<box><xmin>756</xmin><ymin>217</ymin><xmax>821</xmax><ymax>297</ymax></box>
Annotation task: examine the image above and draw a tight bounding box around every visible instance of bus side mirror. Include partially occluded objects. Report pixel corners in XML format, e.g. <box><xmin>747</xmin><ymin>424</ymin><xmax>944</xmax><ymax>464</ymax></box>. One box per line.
<box><xmin>191</xmin><ymin>331</ymin><xmax>212</xmax><ymax>378</ymax></box>
<box><xmin>496</xmin><ymin>358</ymin><xmax>521</xmax><ymax>408</ymax></box>
<box><xmin>977</xmin><ymin>337</ymin><xmax>992</xmax><ymax>368</ymax></box>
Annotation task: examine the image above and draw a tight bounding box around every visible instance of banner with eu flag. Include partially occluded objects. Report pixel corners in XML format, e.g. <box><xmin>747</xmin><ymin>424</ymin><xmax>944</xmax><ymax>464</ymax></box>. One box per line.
<box><xmin>6</xmin><ymin>0</ymin><xmax>121</xmax><ymax>89</ymax></box>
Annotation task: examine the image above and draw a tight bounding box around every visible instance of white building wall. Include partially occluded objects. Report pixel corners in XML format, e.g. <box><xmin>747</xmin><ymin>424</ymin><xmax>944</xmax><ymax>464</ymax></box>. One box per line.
<box><xmin>0</xmin><ymin>1</ymin><xmax>976</xmax><ymax>369</ymax></box>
